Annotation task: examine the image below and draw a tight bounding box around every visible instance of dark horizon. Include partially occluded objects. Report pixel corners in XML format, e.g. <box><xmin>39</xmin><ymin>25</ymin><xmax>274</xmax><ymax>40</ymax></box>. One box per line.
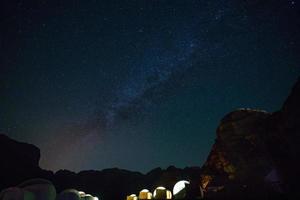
<box><xmin>1</xmin><ymin>0</ymin><xmax>300</xmax><ymax>173</ymax></box>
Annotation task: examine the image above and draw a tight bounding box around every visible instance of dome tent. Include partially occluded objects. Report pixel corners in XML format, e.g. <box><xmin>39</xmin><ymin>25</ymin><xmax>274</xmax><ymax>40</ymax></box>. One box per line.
<box><xmin>173</xmin><ymin>180</ymin><xmax>190</xmax><ymax>199</ymax></box>
<box><xmin>126</xmin><ymin>194</ymin><xmax>138</xmax><ymax>200</ymax></box>
<box><xmin>153</xmin><ymin>187</ymin><xmax>172</xmax><ymax>199</ymax></box>
<box><xmin>57</xmin><ymin>189</ymin><xmax>81</xmax><ymax>200</ymax></box>
<box><xmin>18</xmin><ymin>179</ymin><xmax>56</xmax><ymax>200</ymax></box>
<box><xmin>174</xmin><ymin>180</ymin><xmax>204</xmax><ymax>199</ymax></box>
<box><xmin>0</xmin><ymin>179</ymin><xmax>56</xmax><ymax>200</ymax></box>
<box><xmin>57</xmin><ymin>189</ymin><xmax>99</xmax><ymax>200</ymax></box>
<box><xmin>0</xmin><ymin>187</ymin><xmax>35</xmax><ymax>200</ymax></box>
<box><xmin>82</xmin><ymin>194</ymin><xmax>94</xmax><ymax>200</ymax></box>
<box><xmin>78</xmin><ymin>191</ymin><xmax>86</xmax><ymax>198</ymax></box>
<box><xmin>138</xmin><ymin>189</ymin><xmax>152</xmax><ymax>199</ymax></box>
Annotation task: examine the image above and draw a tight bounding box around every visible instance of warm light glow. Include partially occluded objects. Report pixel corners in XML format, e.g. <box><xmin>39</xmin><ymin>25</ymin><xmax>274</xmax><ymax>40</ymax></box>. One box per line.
<box><xmin>139</xmin><ymin>189</ymin><xmax>152</xmax><ymax>199</ymax></box>
<box><xmin>153</xmin><ymin>186</ymin><xmax>166</xmax><ymax>197</ymax></box>
<box><xmin>83</xmin><ymin>194</ymin><xmax>94</xmax><ymax>200</ymax></box>
<box><xmin>127</xmin><ymin>194</ymin><xmax>138</xmax><ymax>200</ymax></box>
<box><xmin>166</xmin><ymin>190</ymin><xmax>172</xmax><ymax>199</ymax></box>
<box><xmin>93</xmin><ymin>197</ymin><xmax>99</xmax><ymax>200</ymax></box>
<box><xmin>78</xmin><ymin>191</ymin><xmax>85</xmax><ymax>197</ymax></box>
<box><xmin>153</xmin><ymin>186</ymin><xmax>172</xmax><ymax>199</ymax></box>
<box><xmin>201</xmin><ymin>175</ymin><xmax>212</xmax><ymax>189</ymax></box>
<box><xmin>173</xmin><ymin>180</ymin><xmax>190</xmax><ymax>195</ymax></box>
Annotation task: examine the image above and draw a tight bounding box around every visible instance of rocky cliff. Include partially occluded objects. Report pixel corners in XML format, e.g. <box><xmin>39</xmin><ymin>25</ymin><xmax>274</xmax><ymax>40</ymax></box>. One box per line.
<box><xmin>201</xmin><ymin>78</ymin><xmax>300</xmax><ymax>198</ymax></box>
<box><xmin>0</xmin><ymin>134</ymin><xmax>53</xmax><ymax>190</ymax></box>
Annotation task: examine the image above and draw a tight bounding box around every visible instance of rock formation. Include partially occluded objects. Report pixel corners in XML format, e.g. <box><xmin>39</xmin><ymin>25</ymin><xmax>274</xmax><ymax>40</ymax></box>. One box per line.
<box><xmin>0</xmin><ymin>134</ymin><xmax>53</xmax><ymax>190</ymax></box>
<box><xmin>201</xmin><ymin>78</ymin><xmax>300</xmax><ymax>199</ymax></box>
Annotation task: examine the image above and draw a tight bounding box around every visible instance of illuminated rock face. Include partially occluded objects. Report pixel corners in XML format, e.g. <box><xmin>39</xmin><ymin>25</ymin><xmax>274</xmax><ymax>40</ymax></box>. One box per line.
<box><xmin>200</xmin><ymin>78</ymin><xmax>300</xmax><ymax>198</ymax></box>
<box><xmin>201</xmin><ymin>109</ymin><xmax>273</xmax><ymax>186</ymax></box>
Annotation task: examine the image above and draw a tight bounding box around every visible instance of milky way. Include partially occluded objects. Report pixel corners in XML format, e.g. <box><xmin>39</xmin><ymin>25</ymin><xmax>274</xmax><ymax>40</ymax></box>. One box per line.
<box><xmin>1</xmin><ymin>0</ymin><xmax>299</xmax><ymax>172</ymax></box>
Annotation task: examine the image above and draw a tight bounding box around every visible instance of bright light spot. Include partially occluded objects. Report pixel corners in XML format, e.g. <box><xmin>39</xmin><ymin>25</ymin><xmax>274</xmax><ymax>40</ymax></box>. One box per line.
<box><xmin>173</xmin><ymin>180</ymin><xmax>190</xmax><ymax>195</ymax></box>
<box><xmin>127</xmin><ymin>194</ymin><xmax>138</xmax><ymax>200</ymax></box>
<box><xmin>78</xmin><ymin>191</ymin><xmax>85</xmax><ymax>197</ymax></box>
<box><xmin>153</xmin><ymin>186</ymin><xmax>171</xmax><ymax>199</ymax></box>
<box><xmin>139</xmin><ymin>189</ymin><xmax>152</xmax><ymax>199</ymax></box>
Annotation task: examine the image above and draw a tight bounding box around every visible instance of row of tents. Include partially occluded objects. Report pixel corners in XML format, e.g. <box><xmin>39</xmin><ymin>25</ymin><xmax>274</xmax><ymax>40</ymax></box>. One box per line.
<box><xmin>126</xmin><ymin>180</ymin><xmax>204</xmax><ymax>200</ymax></box>
<box><xmin>0</xmin><ymin>179</ymin><xmax>98</xmax><ymax>200</ymax></box>
<box><xmin>0</xmin><ymin>179</ymin><xmax>203</xmax><ymax>200</ymax></box>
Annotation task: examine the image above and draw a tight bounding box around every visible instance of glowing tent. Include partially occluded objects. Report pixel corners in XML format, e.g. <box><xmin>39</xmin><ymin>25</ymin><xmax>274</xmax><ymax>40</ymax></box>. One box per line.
<box><xmin>82</xmin><ymin>194</ymin><xmax>94</xmax><ymax>200</ymax></box>
<box><xmin>153</xmin><ymin>187</ymin><xmax>172</xmax><ymax>199</ymax></box>
<box><xmin>138</xmin><ymin>189</ymin><xmax>152</xmax><ymax>199</ymax></box>
<box><xmin>0</xmin><ymin>179</ymin><xmax>56</xmax><ymax>200</ymax></box>
<box><xmin>82</xmin><ymin>193</ymin><xmax>99</xmax><ymax>200</ymax></box>
<box><xmin>173</xmin><ymin>180</ymin><xmax>190</xmax><ymax>199</ymax></box>
<box><xmin>126</xmin><ymin>194</ymin><xmax>138</xmax><ymax>200</ymax></box>
<box><xmin>0</xmin><ymin>187</ymin><xmax>35</xmax><ymax>200</ymax></box>
<box><xmin>57</xmin><ymin>189</ymin><xmax>81</xmax><ymax>200</ymax></box>
<box><xmin>57</xmin><ymin>189</ymin><xmax>99</xmax><ymax>200</ymax></box>
<box><xmin>78</xmin><ymin>191</ymin><xmax>86</xmax><ymax>198</ymax></box>
<box><xmin>18</xmin><ymin>179</ymin><xmax>56</xmax><ymax>200</ymax></box>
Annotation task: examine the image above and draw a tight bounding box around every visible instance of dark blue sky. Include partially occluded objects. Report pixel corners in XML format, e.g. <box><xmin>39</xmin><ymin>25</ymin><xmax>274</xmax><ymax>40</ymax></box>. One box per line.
<box><xmin>1</xmin><ymin>0</ymin><xmax>299</xmax><ymax>172</ymax></box>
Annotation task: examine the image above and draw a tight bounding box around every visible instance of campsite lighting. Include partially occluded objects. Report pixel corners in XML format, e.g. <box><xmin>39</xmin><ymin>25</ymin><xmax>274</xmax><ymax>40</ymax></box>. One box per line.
<box><xmin>139</xmin><ymin>189</ymin><xmax>152</xmax><ymax>199</ymax></box>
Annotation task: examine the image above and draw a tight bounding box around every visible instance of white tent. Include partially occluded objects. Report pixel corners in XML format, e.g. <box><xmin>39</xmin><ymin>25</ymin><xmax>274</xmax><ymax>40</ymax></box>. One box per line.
<box><xmin>57</xmin><ymin>189</ymin><xmax>81</xmax><ymax>200</ymax></box>
<box><xmin>173</xmin><ymin>180</ymin><xmax>190</xmax><ymax>199</ymax></box>
<box><xmin>153</xmin><ymin>187</ymin><xmax>172</xmax><ymax>199</ymax></box>
<box><xmin>57</xmin><ymin>189</ymin><xmax>99</xmax><ymax>200</ymax></box>
<box><xmin>0</xmin><ymin>187</ymin><xmax>35</xmax><ymax>200</ymax></box>
<box><xmin>19</xmin><ymin>179</ymin><xmax>56</xmax><ymax>200</ymax></box>
<box><xmin>126</xmin><ymin>194</ymin><xmax>137</xmax><ymax>200</ymax></box>
<box><xmin>138</xmin><ymin>189</ymin><xmax>152</xmax><ymax>199</ymax></box>
<box><xmin>0</xmin><ymin>179</ymin><xmax>56</xmax><ymax>200</ymax></box>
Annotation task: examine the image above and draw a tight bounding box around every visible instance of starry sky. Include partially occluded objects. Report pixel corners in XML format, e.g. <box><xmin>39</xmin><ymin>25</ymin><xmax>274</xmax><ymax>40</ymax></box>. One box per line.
<box><xmin>1</xmin><ymin>0</ymin><xmax>300</xmax><ymax>173</ymax></box>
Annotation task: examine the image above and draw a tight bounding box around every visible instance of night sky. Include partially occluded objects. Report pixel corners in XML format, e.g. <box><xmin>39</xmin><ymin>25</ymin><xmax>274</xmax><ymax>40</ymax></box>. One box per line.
<box><xmin>1</xmin><ymin>0</ymin><xmax>299</xmax><ymax>173</ymax></box>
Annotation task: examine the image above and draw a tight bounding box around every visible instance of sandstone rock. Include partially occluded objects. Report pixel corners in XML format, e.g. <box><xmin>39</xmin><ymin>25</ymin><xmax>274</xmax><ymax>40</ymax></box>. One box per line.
<box><xmin>201</xmin><ymin>78</ymin><xmax>300</xmax><ymax>198</ymax></box>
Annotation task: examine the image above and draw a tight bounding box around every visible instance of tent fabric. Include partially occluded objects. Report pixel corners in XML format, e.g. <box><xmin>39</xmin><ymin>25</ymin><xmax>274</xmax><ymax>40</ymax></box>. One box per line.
<box><xmin>153</xmin><ymin>187</ymin><xmax>172</xmax><ymax>199</ymax></box>
<box><xmin>173</xmin><ymin>180</ymin><xmax>190</xmax><ymax>199</ymax></box>
<box><xmin>20</xmin><ymin>179</ymin><xmax>56</xmax><ymax>200</ymax></box>
<box><xmin>139</xmin><ymin>189</ymin><xmax>152</xmax><ymax>199</ymax></box>
<box><xmin>57</xmin><ymin>189</ymin><xmax>99</xmax><ymax>200</ymax></box>
<box><xmin>0</xmin><ymin>179</ymin><xmax>56</xmax><ymax>200</ymax></box>
<box><xmin>57</xmin><ymin>189</ymin><xmax>81</xmax><ymax>200</ymax></box>
<box><xmin>126</xmin><ymin>194</ymin><xmax>137</xmax><ymax>200</ymax></box>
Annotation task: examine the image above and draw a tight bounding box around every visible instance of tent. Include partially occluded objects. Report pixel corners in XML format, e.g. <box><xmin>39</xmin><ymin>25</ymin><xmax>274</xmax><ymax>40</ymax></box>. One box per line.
<box><xmin>0</xmin><ymin>179</ymin><xmax>56</xmax><ymax>200</ymax></box>
<box><xmin>57</xmin><ymin>189</ymin><xmax>99</xmax><ymax>200</ymax></box>
<box><xmin>173</xmin><ymin>180</ymin><xmax>190</xmax><ymax>199</ymax></box>
<box><xmin>153</xmin><ymin>187</ymin><xmax>172</xmax><ymax>199</ymax></box>
<box><xmin>0</xmin><ymin>187</ymin><xmax>35</xmax><ymax>200</ymax></box>
<box><xmin>57</xmin><ymin>189</ymin><xmax>81</xmax><ymax>200</ymax></box>
<box><xmin>19</xmin><ymin>179</ymin><xmax>56</xmax><ymax>200</ymax></box>
<box><xmin>138</xmin><ymin>189</ymin><xmax>152</xmax><ymax>199</ymax></box>
<box><xmin>126</xmin><ymin>194</ymin><xmax>137</xmax><ymax>200</ymax></box>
